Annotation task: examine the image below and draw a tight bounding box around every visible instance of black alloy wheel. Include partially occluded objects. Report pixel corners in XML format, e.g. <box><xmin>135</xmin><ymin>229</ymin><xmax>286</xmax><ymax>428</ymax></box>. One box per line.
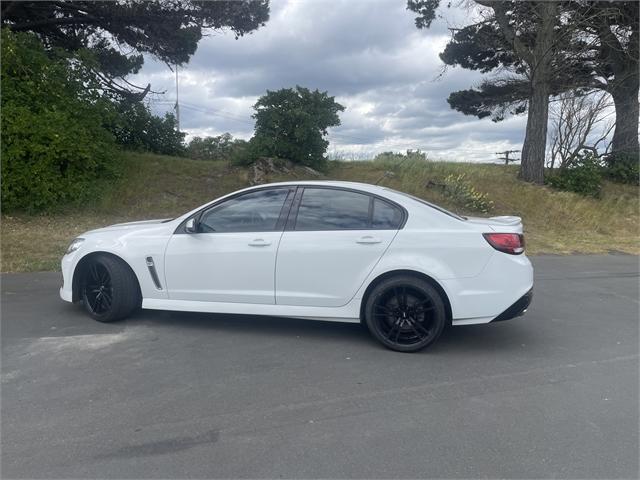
<box><xmin>80</xmin><ymin>255</ymin><xmax>140</xmax><ymax>322</ymax></box>
<box><xmin>365</xmin><ymin>276</ymin><xmax>446</xmax><ymax>352</ymax></box>
<box><xmin>83</xmin><ymin>262</ymin><xmax>113</xmax><ymax>316</ymax></box>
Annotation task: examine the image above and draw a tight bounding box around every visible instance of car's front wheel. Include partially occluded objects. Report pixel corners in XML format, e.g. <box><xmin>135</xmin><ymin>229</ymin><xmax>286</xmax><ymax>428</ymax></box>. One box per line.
<box><xmin>364</xmin><ymin>275</ymin><xmax>446</xmax><ymax>352</ymax></box>
<box><xmin>81</xmin><ymin>255</ymin><xmax>140</xmax><ymax>322</ymax></box>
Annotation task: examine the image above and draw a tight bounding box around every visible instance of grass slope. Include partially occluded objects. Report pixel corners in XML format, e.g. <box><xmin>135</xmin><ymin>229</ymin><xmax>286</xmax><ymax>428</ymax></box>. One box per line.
<box><xmin>2</xmin><ymin>151</ymin><xmax>638</xmax><ymax>272</ymax></box>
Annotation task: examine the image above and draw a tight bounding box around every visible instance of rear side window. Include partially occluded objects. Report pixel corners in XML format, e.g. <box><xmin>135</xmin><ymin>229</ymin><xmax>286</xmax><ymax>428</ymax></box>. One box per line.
<box><xmin>372</xmin><ymin>198</ymin><xmax>403</xmax><ymax>229</ymax></box>
<box><xmin>294</xmin><ymin>188</ymin><xmax>370</xmax><ymax>230</ymax></box>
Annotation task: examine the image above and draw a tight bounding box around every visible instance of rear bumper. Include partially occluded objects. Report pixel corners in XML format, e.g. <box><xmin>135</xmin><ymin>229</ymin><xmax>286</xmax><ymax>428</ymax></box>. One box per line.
<box><xmin>491</xmin><ymin>288</ymin><xmax>533</xmax><ymax>322</ymax></box>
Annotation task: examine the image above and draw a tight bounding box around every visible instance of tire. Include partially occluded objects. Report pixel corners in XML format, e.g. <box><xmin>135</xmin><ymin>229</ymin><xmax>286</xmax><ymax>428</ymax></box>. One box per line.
<box><xmin>81</xmin><ymin>254</ymin><xmax>140</xmax><ymax>323</ymax></box>
<box><xmin>364</xmin><ymin>275</ymin><xmax>446</xmax><ymax>352</ymax></box>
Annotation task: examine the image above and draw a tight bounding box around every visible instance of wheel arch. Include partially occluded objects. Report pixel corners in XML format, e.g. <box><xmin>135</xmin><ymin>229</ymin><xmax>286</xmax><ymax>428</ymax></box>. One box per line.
<box><xmin>360</xmin><ymin>269</ymin><xmax>453</xmax><ymax>325</ymax></box>
<box><xmin>71</xmin><ymin>251</ymin><xmax>141</xmax><ymax>303</ymax></box>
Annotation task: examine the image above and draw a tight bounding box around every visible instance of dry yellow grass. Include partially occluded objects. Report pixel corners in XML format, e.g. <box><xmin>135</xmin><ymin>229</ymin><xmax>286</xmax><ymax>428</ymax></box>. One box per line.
<box><xmin>2</xmin><ymin>152</ymin><xmax>638</xmax><ymax>272</ymax></box>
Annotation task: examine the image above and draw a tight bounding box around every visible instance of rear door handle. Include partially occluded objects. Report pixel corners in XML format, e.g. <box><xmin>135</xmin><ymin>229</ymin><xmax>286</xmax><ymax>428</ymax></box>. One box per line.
<box><xmin>356</xmin><ymin>235</ymin><xmax>382</xmax><ymax>244</ymax></box>
<box><xmin>248</xmin><ymin>238</ymin><xmax>272</xmax><ymax>247</ymax></box>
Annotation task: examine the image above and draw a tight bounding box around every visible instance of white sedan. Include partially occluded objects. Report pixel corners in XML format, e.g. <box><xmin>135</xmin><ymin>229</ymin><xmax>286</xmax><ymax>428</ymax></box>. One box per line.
<box><xmin>60</xmin><ymin>181</ymin><xmax>533</xmax><ymax>352</ymax></box>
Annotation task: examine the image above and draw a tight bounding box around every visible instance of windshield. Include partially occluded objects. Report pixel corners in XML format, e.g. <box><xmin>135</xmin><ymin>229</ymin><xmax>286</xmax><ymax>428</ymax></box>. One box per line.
<box><xmin>384</xmin><ymin>188</ymin><xmax>466</xmax><ymax>221</ymax></box>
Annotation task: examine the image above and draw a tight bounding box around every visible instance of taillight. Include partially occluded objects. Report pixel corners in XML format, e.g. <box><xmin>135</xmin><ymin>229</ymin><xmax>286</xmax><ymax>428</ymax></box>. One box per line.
<box><xmin>483</xmin><ymin>233</ymin><xmax>525</xmax><ymax>255</ymax></box>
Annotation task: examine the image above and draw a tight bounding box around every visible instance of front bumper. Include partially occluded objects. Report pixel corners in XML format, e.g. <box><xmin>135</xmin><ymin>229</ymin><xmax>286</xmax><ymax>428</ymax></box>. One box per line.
<box><xmin>491</xmin><ymin>288</ymin><xmax>533</xmax><ymax>322</ymax></box>
<box><xmin>60</xmin><ymin>252</ymin><xmax>76</xmax><ymax>302</ymax></box>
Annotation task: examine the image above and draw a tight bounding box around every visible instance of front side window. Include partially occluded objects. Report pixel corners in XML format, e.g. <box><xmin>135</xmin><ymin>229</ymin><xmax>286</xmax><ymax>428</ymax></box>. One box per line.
<box><xmin>294</xmin><ymin>188</ymin><xmax>371</xmax><ymax>230</ymax></box>
<box><xmin>199</xmin><ymin>188</ymin><xmax>289</xmax><ymax>233</ymax></box>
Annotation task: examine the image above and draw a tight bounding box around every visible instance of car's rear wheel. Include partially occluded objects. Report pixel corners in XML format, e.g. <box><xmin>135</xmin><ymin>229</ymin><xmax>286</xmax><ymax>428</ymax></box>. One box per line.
<box><xmin>364</xmin><ymin>275</ymin><xmax>446</xmax><ymax>352</ymax></box>
<box><xmin>81</xmin><ymin>255</ymin><xmax>140</xmax><ymax>322</ymax></box>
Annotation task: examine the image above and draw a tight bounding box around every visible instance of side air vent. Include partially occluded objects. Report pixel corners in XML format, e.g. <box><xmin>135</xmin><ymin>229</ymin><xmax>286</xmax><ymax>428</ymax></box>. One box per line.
<box><xmin>145</xmin><ymin>256</ymin><xmax>163</xmax><ymax>290</ymax></box>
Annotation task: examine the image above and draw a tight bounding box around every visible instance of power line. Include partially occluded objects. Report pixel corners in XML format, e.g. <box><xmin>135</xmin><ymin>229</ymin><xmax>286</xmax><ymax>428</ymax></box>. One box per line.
<box><xmin>151</xmin><ymin>97</ymin><xmax>392</xmax><ymax>145</ymax></box>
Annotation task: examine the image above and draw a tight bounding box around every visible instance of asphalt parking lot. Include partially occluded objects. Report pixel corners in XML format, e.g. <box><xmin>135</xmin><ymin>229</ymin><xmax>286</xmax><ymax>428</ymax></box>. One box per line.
<box><xmin>1</xmin><ymin>254</ymin><xmax>638</xmax><ymax>479</ymax></box>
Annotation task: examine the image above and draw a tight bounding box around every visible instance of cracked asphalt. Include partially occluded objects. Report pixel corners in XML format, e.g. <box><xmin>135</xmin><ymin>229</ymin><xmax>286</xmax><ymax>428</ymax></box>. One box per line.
<box><xmin>1</xmin><ymin>255</ymin><xmax>638</xmax><ymax>479</ymax></box>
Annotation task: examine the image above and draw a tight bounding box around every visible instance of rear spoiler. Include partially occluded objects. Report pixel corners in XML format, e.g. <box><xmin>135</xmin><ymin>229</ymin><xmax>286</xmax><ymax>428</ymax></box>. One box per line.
<box><xmin>487</xmin><ymin>216</ymin><xmax>522</xmax><ymax>226</ymax></box>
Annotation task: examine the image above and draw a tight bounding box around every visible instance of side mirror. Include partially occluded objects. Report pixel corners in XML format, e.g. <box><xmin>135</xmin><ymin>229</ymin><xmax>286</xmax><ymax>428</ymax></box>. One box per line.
<box><xmin>185</xmin><ymin>218</ymin><xmax>198</xmax><ymax>234</ymax></box>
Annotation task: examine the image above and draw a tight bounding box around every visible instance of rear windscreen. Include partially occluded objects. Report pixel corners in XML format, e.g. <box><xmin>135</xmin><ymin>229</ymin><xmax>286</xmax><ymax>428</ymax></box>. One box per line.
<box><xmin>385</xmin><ymin>189</ymin><xmax>466</xmax><ymax>221</ymax></box>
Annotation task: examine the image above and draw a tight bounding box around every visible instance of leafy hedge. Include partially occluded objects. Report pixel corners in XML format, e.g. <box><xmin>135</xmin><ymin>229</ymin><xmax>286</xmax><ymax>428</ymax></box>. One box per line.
<box><xmin>1</xmin><ymin>29</ymin><xmax>122</xmax><ymax>212</ymax></box>
<box><xmin>546</xmin><ymin>153</ymin><xmax>603</xmax><ymax>197</ymax></box>
<box><xmin>603</xmin><ymin>153</ymin><xmax>639</xmax><ymax>186</ymax></box>
<box><xmin>110</xmin><ymin>102</ymin><xmax>185</xmax><ymax>156</ymax></box>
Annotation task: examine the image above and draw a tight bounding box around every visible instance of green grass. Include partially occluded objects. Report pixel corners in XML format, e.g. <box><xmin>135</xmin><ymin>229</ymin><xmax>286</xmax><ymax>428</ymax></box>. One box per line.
<box><xmin>2</xmin><ymin>152</ymin><xmax>638</xmax><ymax>272</ymax></box>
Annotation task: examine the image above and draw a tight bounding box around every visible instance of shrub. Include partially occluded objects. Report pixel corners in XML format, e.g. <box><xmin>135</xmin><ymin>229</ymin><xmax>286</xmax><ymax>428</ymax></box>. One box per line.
<box><xmin>110</xmin><ymin>102</ymin><xmax>185</xmax><ymax>156</ymax></box>
<box><xmin>250</xmin><ymin>86</ymin><xmax>344</xmax><ymax>169</ymax></box>
<box><xmin>546</xmin><ymin>153</ymin><xmax>604</xmax><ymax>197</ymax></box>
<box><xmin>602</xmin><ymin>153</ymin><xmax>639</xmax><ymax>186</ymax></box>
<box><xmin>373</xmin><ymin>150</ymin><xmax>427</xmax><ymax>163</ymax></box>
<box><xmin>1</xmin><ymin>29</ymin><xmax>122</xmax><ymax>212</ymax></box>
<box><xmin>186</xmin><ymin>133</ymin><xmax>247</xmax><ymax>161</ymax></box>
<box><xmin>442</xmin><ymin>173</ymin><xmax>493</xmax><ymax>213</ymax></box>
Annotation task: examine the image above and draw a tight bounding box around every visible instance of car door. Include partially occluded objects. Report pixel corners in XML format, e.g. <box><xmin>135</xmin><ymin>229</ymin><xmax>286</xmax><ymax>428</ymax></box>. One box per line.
<box><xmin>275</xmin><ymin>187</ymin><xmax>405</xmax><ymax>307</ymax></box>
<box><xmin>164</xmin><ymin>187</ymin><xmax>294</xmax><ymax>304</ymax></box>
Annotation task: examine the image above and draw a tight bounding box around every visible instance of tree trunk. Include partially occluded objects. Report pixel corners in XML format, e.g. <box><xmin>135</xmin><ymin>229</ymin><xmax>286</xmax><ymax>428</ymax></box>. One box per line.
<box><xmin>519</xmin><ymin>83</ymin><xmax>550</xmax><ymax>184</ymax></box>
<box><xmin>609</xmin><ymin>71</ymin><xmax>640</xmax><ymax>162</ymax></box>
<box><xmin>517</xmin><ymin>1</ymin><xmax>556</xmax><ymax>184</ymax></box>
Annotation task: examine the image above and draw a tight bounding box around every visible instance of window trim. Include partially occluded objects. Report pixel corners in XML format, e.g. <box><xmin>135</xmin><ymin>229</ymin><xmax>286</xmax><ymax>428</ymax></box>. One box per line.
<box><xmin>174</xmin><ymin>186</ymin><xmax>296</xmax><ymax>234</ymax></box>
<box><xmin>285</xmin><ymin>185</ymin><xmax>407</xmax><ymax>232</ymax></box>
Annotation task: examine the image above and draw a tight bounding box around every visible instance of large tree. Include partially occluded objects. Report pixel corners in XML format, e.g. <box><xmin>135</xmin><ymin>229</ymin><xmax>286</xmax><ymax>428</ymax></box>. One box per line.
<box><xmin>249</xmin><ymin>86</ymin><xmax>345</xmax><ymax>168</ymax></box>
<box><xmin>1</xmin><ymin>0</ymin><xmax>269</xmax><ymax>99</ymax></box>
<box><xmin>408</xmin><ymin>1</ymin><xmax>639</xmax><ymax>183</ymax></box>
<box><xmin>582</xmin><ymin>2</ymin><xmax>639</xmax><ymax>161</ymax></box>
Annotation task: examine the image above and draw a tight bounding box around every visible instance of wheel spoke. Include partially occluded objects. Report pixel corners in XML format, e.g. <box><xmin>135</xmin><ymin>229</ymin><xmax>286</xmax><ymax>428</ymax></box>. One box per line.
<box><xmin>410</xmin><ymin>319</ymin><xmax>431</xmax><ymax>338</ymax></box>
<box><xmin>91</xmin><ymin>293</ymin><xmax>101</xmax><ymax>312</ymax></box>
<box><xmin>98</xmin><ymin>295</ymin><xmax>107</xmax><ymax>312</ymax></box>
<box><xmin>89</xmin><ymin>264</ymin><xmax>97</xmax><ymax>283</ymax></box>
<box><xmin>374</xmin><ymin>305</ymin><xmax>393</xmax><ymax>315</ymax></box>
<box><xmin>414</xmin><ymin>305</ymin><xmax>435</xmax><ymax>315</ymax></box>
<box><xmin>394</xmin><ymin>322</ymin><xmax>402</xmax><ymax>343</ymax></box>
<box><xmin>407</xmin><ymin>321</ymin><xmax>425</xmax><ymax>340</ymax></box>
<box><xmin>102</xmin><ymin>290</ymin><xmax>112</xmax><ymax>308</ymax></box>
<box><xmin>394</xmin><ymin>287</ymin><xmax>404</xmax><ymax>309</ymax></box>
<box><xmin>384</xmin><ymin>321</ymin><xmax>400</xmax><ymax>341</ymax></box>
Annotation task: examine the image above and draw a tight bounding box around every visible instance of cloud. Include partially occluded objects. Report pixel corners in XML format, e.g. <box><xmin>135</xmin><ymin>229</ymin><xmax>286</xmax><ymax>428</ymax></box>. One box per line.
<box><xmin>131</xmin><ymin>0</ymin><xmax>525</xmax><ymax>162</ymax></box>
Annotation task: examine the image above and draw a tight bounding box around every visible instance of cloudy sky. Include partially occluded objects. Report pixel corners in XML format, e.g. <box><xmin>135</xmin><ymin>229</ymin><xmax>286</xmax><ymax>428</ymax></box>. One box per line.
<box><xmin>132</xmin><ymin>0</ymin><xmax>527</xmax><ymax>162</ymax></box>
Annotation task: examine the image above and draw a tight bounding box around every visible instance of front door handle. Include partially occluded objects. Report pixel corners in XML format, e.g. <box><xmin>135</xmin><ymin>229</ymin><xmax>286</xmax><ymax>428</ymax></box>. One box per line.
<box><xmin>356</xmin><ymin>235</ymin><xmax>382</xmax><ymax>244</ymax></box>
<box><xmin>248</xmin><ymin>238</ymin><xmax>272</xmax><ymax>247</ymax></box>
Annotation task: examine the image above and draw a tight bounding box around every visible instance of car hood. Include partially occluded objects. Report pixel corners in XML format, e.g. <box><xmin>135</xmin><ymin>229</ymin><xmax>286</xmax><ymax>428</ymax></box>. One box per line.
<box><xmin>84</xmin><ymin>218</ymin><xmax>172</xmax><ymax>235</ymax></box>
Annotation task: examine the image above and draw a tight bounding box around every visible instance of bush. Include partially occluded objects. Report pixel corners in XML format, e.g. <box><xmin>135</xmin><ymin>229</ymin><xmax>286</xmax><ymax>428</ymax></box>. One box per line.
<box><xmin>374</xmin><ymin>150</ymin><xmax>427</xmax><ymax>163</ymax></box>
<box><xmin>1</xmin><ymin>29</ymin><xmax>122</xmax><ymax>212</ymax></box>
<box><xmin>442</xmin><ymin>173</ymin><xmax>493</xmax><ymax>213</ymax></box>
<box><xmin>546</xmin><ymin>153</ymin><xmax>604</xmax><ymax>197</ymax></box>
<box><xmin>110</xmin><ymin>102</ymin><xmax>185</xmax><ymax>156</ymax></box>
<box><xmin>602</xmin><ymin>153</ymin><xmax>639</xmax><ymax>185</ymax></box>
<box><xmin>186</xmin><ymin>133</ymin><xmax>247</xmax><ymax>161</ymax></box>
<box><xmin>250</xmin><ymin>86</ymin><xmax>344</xmax><ymax>169</ymax></box>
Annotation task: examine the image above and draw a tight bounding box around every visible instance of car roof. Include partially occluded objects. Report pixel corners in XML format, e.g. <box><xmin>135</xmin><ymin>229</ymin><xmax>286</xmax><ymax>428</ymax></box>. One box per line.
<box><xmin>251</xmin><ymin>180</ymin><xmax>390</xmax><ymax>195</ymax></box>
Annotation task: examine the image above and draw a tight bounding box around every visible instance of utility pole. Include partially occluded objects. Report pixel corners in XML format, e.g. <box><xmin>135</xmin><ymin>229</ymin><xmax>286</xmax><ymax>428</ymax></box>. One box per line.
<box><xmin>174</xmin><ymin>64</ymin><xmax>180</xmax><ymax>131</ymax></box>
<box><xmin>495</xmin><ymin>150</ymin><xmax>520</xmax><ymax>165</ymax></box>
